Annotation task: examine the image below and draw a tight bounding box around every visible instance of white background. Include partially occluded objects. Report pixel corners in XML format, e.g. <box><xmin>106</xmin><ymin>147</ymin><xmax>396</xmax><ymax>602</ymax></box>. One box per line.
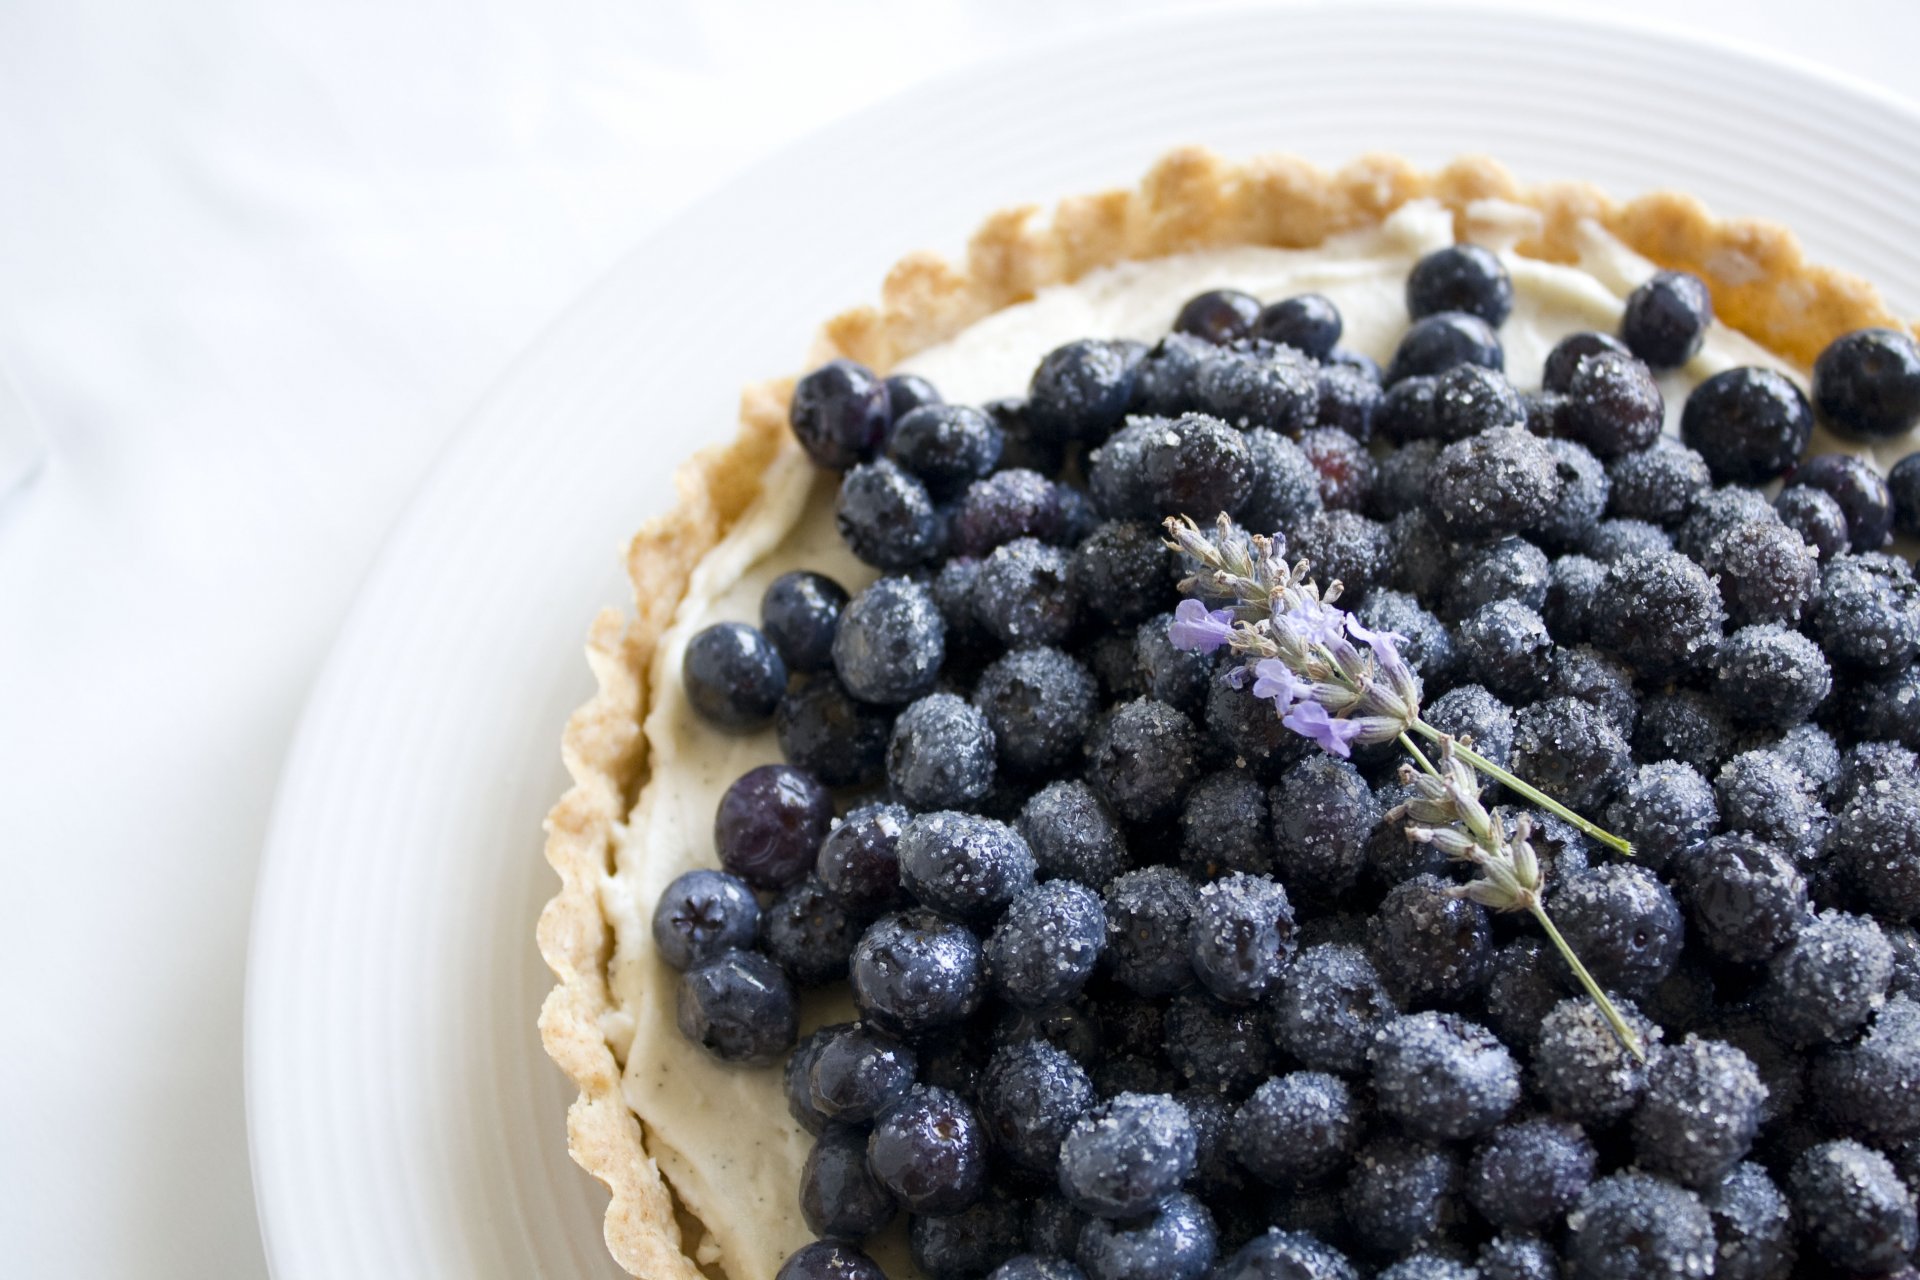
<box><xmin>1</xmin><ymin>1</ymin><xmax>1914</xmax><ymax>1274</ymax></box>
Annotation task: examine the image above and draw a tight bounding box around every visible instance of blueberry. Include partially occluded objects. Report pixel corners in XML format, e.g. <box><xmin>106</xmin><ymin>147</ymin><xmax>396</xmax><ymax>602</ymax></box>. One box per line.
<box><xmin>1763</xmin><ymin>908</ymin><xmax>1894</xmax><ymax>1046</ymax></box>
<box><xmin>1422</xmin><ymin>683</ymin><xmax>1515</xmax><ymax>768</ymax></box>
<box><xmin>1547</xmin><ymin>863</ymin><xmax>1684</xmax><ymax>997</ymax></box>
<box><xmin>1193</xmin><ymin>346</ymin><xmax>1320</xmax><ymax>434</ymax></box>
<box><xmin>1163</xmin><ymin>993</ymin><xmax>1273</xmax><ymax>1094</ymax></box>
<box><xmin>1561</xmin><ymin>351</ymin><xmax>1664</xmax><ymax>459</ymax></box>
<box><xmin>1675</xmin><ymin>484</ymin><xmax>1780</xmax><ymax>560</ymax></box>
<box><xmin>1104</xmin><ymin>866</ymin><xmax>1201</xmax><ymax>997</ymax></box>
<box><xmin>1892</xmin><ymin>450</ymin><xmax>1920</xmax><ymax>537</ymax></box>
<box><xmin>1621</xmin><ymin>270</ymin><xmax>1713</xmax><ymax>369</ymax></box>
<box><xmin>1423</xmin><ymin>427</ymin><xmax>1559</xmax><ymax>541</ymax></box>
<box><xmin>1131</xmin><ymin>333</ymin><xmax>1215</xmax><ymax>417</ymax></box>
<box><xmin>1377</xmin><ymin>373</ymin><xmax>1441</xmax><ymax>443</ymax></box>
<box><xmin>1177</xmin><ymin>770</ymin><xmax>1274</xmax><ymax>879</ymax></box>
<box><xmin>1372</xmin><ymin>1011</ymin><xmax>1520</xmax><ymax>1142</ymax></box>
<box><xmin>808</xmin><ymin>1022</ymin><xmax>917</xmax><ymax>1124</ymax></box>
<box><xmin>867</xmin><ymin>1083</ymin><xmax>987</xmax><ymax>1215</ymax></box>
<box><xmin>1175</xmin><ymin>289</ymin><xmax>1262</xmax><ymax>344</ymax></box>
<box><xmin>1774</xmin><ymin>483</ymin><xmax>1852</xmax><ymax>561</ymax></box>
<box><xmin>800</xmin><ymin>1123</ymin><xmax>897</xmax><ymax>1239</ymax></box>
<box><xmin>1511</xmin><ymin>696</ymin><xmax>1631</xmax><ymax>812</ymax></box>
<box><xmin>1086</xmin><ymin>698</ymin><xmax>1200</xmax><ymax>824</ymax></box>
<box><xmin>888</xmin><ymin>403</ymin><xmax>1005</xmax><ymax>499</ymax></box>
<box><xmin>1681</xmin><ymin>367</ymin><xmax>1813</xmax><ymax>484</ymax></box>
<box><xmin>888</xmin><ymin>693</ymin><xmax>996</xmax><ymax>811</ymax></box>
<box><xmin>1443</xmin><ymin>537</ymin><xmax>1550</xmax><ymax>622</ymax></box>
<box><xmin>1591</xmin><ymin>550</ymin><xmax>1725</xmax><ymax>678</ymax></box>
<box><xmin>1232</xmin><ymin>1071</ymin><xmax>1357</xmax><ymax>1187</ymax></box>
<box><xmin>776</xmin><ymin>1241</ymin><xmax>887</xmax><ymax>1280</ymax></box>
<box><xmin>987</xmin><ymin>880</ymin><xmax>1106</xmax><ymax>1010</ymax></box>
<box><xmin>1407</xmin><ymin>244</ymin><xmax>1513</xmax><ymax>326</ymax></box>
<box><xmin>791</xmin><ymin>359</ymin><xmax>891</xmax><ymax>470</ymax></box>
<box><xmin>713</xmin><ymin>763</ymin><xmax>833</xmax><ymax>890</ymax></box>
<box><xmin>1699</xmin><ymin>1162</ymin><xmax>1795</xmax><ymax>1280</ymax></box>
<box><xmin>1478</xmin><ymin>1236</ymin><xmax>1558</xmax><ymax>1280</ymax></box>
<box><xmin>1341</xmin><ymin>1136</ymin><xmax>1464</xmax><ymax>1259</ymax></box>
<box><xmin>974</xmin><ymin>538</ymin><xmax>1081</xmax><ymax>649</ymax></box>
<box><xmin>1075</xmin><ymin>1190</ymin><xmax>1217</xmax><ymax>1280</ymax></box>
<box><xmin>1057</xmin><ymin>1091</ymin><xmax>1197</xmax><ymax>1219</ymax></box>
<box><xmin>650</xmin><ymin>868</ymin><xmax>759</xmax><ymax>971</ymax></box>
<box><xmin>1269</xmin><ymin>942</ymin><xmax>1397</xmax><ymax>1075</ymax></box>
<box><xmin>1457</xmin><ymin>600</ymin><xmax>1554</xmax><ymax>703</ymax></box>
<box><xmin>1071</xmin><ymin>521</ymin><xmax>1177</xmax><ymax>626</ymax></box>
<box><xmin>1712</xmin><ymin>624</ymin><xmax>1831</xmax><ymax>729</ymax></box>
<box><xmin>1368</xmin><ymin>874</ymin><xmax>1492</xmax><ymax>1006</ymax></box>
<box><xmin>673</xmin><ymin>948</ymin><xmax>797</xmax><ymax>1065</ymax></box>
<box><xmin>1789</xmin><ymin>1139</ymin><xmax>1918</xmax><ymax>1273</ymax></box>
<box><xmin>1213</xmin><ymin>1229</ymin><xmax>1359</xmax><ymax>1280</ymax></box>
<box><xmin>973</xmin><ymin>646</ymin><xmax>1099</xmax><ymax>777</ymax></box>
<box><xmin>776</xmin><ymin>674</ymin><xmax>891</xmax><ymax>787</ymax></box>
<box><xmin>1387</xmin><ymin>310</ymin><xmax>1504</xmax><ymax>383</ymax></box>
<box><xmin>1188</xmin><ymin>873</ymin><xmax>1295</xmax><ymax>1005</ymax></box>
<box><xmin>836</xmin><ymin>457</ymin><xmax>941</xmax><ymax>569</ymax></box>
<box><xmin>1299</xmin><ymin>426</ymin><xmax>1376</xmax><ymax>511</ymax></box>
<box><xmin>1467</xmin><ymin>1118</ymin><xmax>1596</xmax><ymax>1232</ymax></box>
<box><xmin>912</xmin><ymin>1185</ymin><xmax>1027</xmax><ymax>1278</ymax></box>
<box><xmin>1630</xmin><ymin>1034</ymin><xmax>1766</xmax><ymax>1190</ymax></box>
<box><xmin>1534</xmin><ymin>439</ymin><xmax>1610</xmax><ymax>552</ymax></box>
<box><xmin>1271</xmin><ymin>755</ymin><xmax>1380</xmax><ymax>901</ymax></box>
<box><xmin>833</xmin><ymin>576</ymin><xmax>946</xmax><ymax>705</ymax></box>
<box><xmin>1810</xmin><ymin>551</ymin><xmax>1920</xmax><ymax>674</ymax></box>
<box><xmin>898</xmin><ymin>811</ymin><xmax>1035</xmax><ymax>925</ymax></box>
<box><xmin>850</xmin><ymin>909</ymin><xmax>986</xmax><ymax>1035</ymax></box>
<box><xmin>1533</xmin><ymin>995</ymin><xmax>1660</xmax><ymax>1124</ymax></box>
<box><xmin>1809</xmin><ymin>995</ymin><xmax>1920</xmax><ymax>1147</ymax></box>
<box><xmin>1789</xmin><ymin>451</ymin><xmax>1895</xmax><ymax>551</ymax></box>
<box><xmin>1355</xmin><ymin>589</ymin><xmax>1456</xmax><ymax>687</ymax></box>
<box><xmin>682</xmin><ymin>621</ymin><xmax>787</xmax><ymax>730</ymax></box>
<box><xmin>1566</xmin><ymin>1172</ymin><xmax>1716</xmax><ymax>1280</ymax></box>
<box><xmin>762</xmin><ymin>875</ymin><xmax>860</xmax><ymax>986</ymax></box>
<box><xmin>1140</xmin><ymin>413</ymin><xmax>1253</xmax><ymax>518</ymax></box>
<box><xmin>952</xmin><ymin>468</ymin><xmax>1068</xmax><ymax>557</ymax></box>
<box><xmin>1601</xmin><ymin>762</ymin><xmax>1717</xmax><ymax>874</ymax></box>
<box><xmin>885</xmin><ymin>371</ymin><xmax>943</xmax><ymax>419</ymax></box>
<box><xmin>1542</xmin><ymin>329</ymin><xmax>1632</xmax><ymax>393</ymax></box>
<box><xmin>1697</xmin><ymin>518</ymin><xmax>1820</xmax><ymax>628</ymax></box>
<box><xmin>1813</xmin><ymin>326</ymin><xmax>1920</xmax><ymax>441</ymax></box>
<box><xmin>1255</xmin><ymin>292</ymin><xmax>1343</xmax><ymax>358</ymax></box>
<box><xmin>980</xmin><ymin>1038</ymin><xmax>1096</xmax><ymax>1173</ymax></box>
<box><xmin>1030</xmin><ymin>339</ymin><xmax>1147</xmax><ymax>444</ymax></box>
<box><xmin>1018</xmin><ymin>780</ymin><xmax>1127</xmax><ymax>886</ymax></box>
<box><xmin>761</xmin><ymin>570</ymin><xmax>849</xmax><ymax>675</ymax></box>
<box><xmin>816</xmin><ymin>802</ymin><xmax>907</xmax><ymax>916</ymax></box>
<box><xmin>1606</xmin><ymin>437</ymin><xmax>1710</xmax><ymax>526</ymax></box>
<box><xmin>1634</xmin><ymin>687</ymin><xmax>1736</xmax><ymax>776</ymax></box>
<box><xmin>1132</xmin><ymin>615</ymin><xmax>1213</xmax><ymax>715</ymax></box>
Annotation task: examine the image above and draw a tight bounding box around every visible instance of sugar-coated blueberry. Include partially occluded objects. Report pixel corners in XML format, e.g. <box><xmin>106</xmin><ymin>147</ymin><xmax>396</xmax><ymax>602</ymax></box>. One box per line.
<box><xmin>776</xmin><ymin>1241</ymin><xmax>888</xmax><ymax>1280</ymax></box>
<box><xmin>1057</xmin><ymin>1091</ymin><xmax>1197</xmax><ymax>1219</ymax></box>
<box><xmin>868</xmin><ymin>1083</ymin><xmax>988</xmax><ymax>1215</ymax></box>
<box><xmin>850</xmin><ymin>909</ymin><xmax>986</xmax><ymax>1035</ymax></box>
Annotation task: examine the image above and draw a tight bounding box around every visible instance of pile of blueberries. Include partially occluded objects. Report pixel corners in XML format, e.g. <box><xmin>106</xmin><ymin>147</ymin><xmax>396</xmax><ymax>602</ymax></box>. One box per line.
<box><xmin>657</xmin><ymin>242</ymin><xmax>1920</xmax><ymax>1280</ymax></box>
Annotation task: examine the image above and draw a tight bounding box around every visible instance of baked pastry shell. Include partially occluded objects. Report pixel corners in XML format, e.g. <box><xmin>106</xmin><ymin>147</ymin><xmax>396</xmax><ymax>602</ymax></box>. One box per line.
<box><xmin>534</xmin><ymin>145</ymin><xmax>1909</xmax><ymax>1277</ymax></box>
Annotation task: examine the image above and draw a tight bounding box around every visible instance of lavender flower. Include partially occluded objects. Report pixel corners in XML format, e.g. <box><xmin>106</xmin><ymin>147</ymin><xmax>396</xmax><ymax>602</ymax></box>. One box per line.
<box><xmin>1163</xmin><ymin>513</ymin><xmax>1643</xmax><ymax>1058</ymax></box>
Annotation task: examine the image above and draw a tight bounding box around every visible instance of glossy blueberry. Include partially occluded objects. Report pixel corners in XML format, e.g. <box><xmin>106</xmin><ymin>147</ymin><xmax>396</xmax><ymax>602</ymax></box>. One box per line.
<box><xmin>884</xmin><ymin>371</ymin><xmax>943</xmax><ymax>419</ymax></box>
<box><xmin>761</xmin><ymin>875</ymin><xmax>860</xmax><ymax>987</ymax></box>
<box><xmin>1406</xmin><ymin>244</ymin><xmax>1513</xmax><ymax>326</ymax></box>
<box><xmin>761</xmin><ymin>570</ymin><xmax>849</xmax><ymax>674</ymax></box>
<box><xmin>1890</xmin><ymin>450</ymin><xmax>1920</xmax><ymax>537</ymax></box>
<box><xmin>1549</xmin><ymin>864</ymin><xmax>1685</xmax><ymax>997</ymax></box>
<box><xmin>1254</xmin><ymin>292</ymin><xmax>1343</xmax><ymax>358</ymax></box>
<box><xmin>1813</xmin><ymin>326</ymin><xmax>1920</xmax><ymax>441</ymax></box>
<box><xmin>673</xmin><ymin>948</ymin><xmax>797</xmax><ymax>1065</ymax></box>
<box><xmin>832</xmin><ymin>576</ymin><xmax>946</xmax><ymax>705</ymax></box>
<box><xmin>786</xmin><ymin>1024</ymin><xmax>842</xmax><ymax>1134</ymax></box>
<box><xmin>1789</xmin><ymin>451</ymin><xmax>1894</xmax><ymax>551</ymax></box>
<box><xmin>800</xmin><ymin>1123</ymin><xmax>897</xmax><ymax>1239</ymax></box>
<box><xmin>1681</xmin><ymin>367</ymin><xmax>1814</xmax><ymax>484</ymax></box>
<box><xmin>650</xmin><ymin>868</ymin><xmax>759</xmax><ymax>971</ymax></box>
<box><xmin>808</xmin><ymin>1022</ymin><xmax>917</xmax><ymax>1124</ymax></box>
<box><xmin>1029</xmin><ymin>338</ymin><xmax>1147</xmax><ymax>444</ymax></box>
<box><xmin>850</xmin><ymin>909</ymin><xmax>986</xmax><ymax>1035</ymax></box>
<box><xmin>889</xmin><ymin>403</ymin><xmax>1005</xmax><ymax>499</ymax></box>
<box><xmin>682</xmin><ymin>621</ymin><xmax>787</xmax><ymax>730</ymax></box>
<box><xmin>898</xmin><ymin>811</ymin><xmax>1035</xmax><ymax>925</ymax></box>
<box><xmin>776</xmin><ymin>1241</ymin><xmax>888</xmax><ymax>1280</ymax></box>
<box><xmin>1385</xmin><ymin>310</ymin><xmax>1503</xmax><ymax>384</ymax></box>
<box><xmin>1076</xmin><ymin>1191</ymin><xmax>1217</xmax><ymax>1280</ymax></box>
<box><xmin>791</xmin><ymin>359</ymin><xmax>891</xmax><ymax>470</ymax></box>
<box><xmin>867</xmin><ymin>1084</ymin><xmax>988</xmax><ymax>1215</ymax></box>
<box><xmin>1174</xmin><ymin>288</ymin><xmax>1262</xmax><ymax>344</ymax></box>
<box><xmin>776</xmin><ymin>675</ymin><xmax>890</xmax><ymax>788</ymax></box>
<box><xmin>713</xmin><ymin>763</ymin><xmax>832</xmax><ymax>890</ymax></box>
<box><xmin>1775</xmin><ymin>484</ymin><xmax>1852</xmax><ymax>560</ymax></box>
<box><xmin>888</xmin><ymin>693</ymin><xmax>996</xmax><ymax>811</ymax></box>
<box><xmin>1213</xmin><ymin>1230</ymin><xmax>1356</xmax><ymax>1280</ymax></box>
<box><xmin>990</xmin><ymin>1257</ymin><xmax>1086</xmax><ymax>1280</ymax></box>
<box><xmin>1542</xmin><ymin>329</ymin><xmax>1631</xmax><ymax>393</ymax></box>
<box><xmin>1621</xmin><ymin>270</ymin><xmax>1713</xmax><ymax>369</ymax></box>
<box><xmin>1057</xmin><ymin>1092</ymin><xmax>1197</xmax><ymax>1219</ymax></box>
<box><xmin>987</xmin><ymin>880</ymin><xmax>1106</xmax><ymax>1010</ymax></box>
<box><xmin>817</xmin><ymin>802</ymin><xmax>908</xmax><ymax>916</ymax></box>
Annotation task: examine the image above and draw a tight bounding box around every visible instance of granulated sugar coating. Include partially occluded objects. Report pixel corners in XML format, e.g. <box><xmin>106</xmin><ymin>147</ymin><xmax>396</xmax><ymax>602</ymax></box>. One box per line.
<box><xmin>1565</xmin><ymin>1171</ymin><xmax>1716</xmax><ymax>1279</ymax></box>
<box><xmin>1761</xmin><ymin>908</ymin><xmax>1894</xmax><ymax>1046</ymax></box>
<box><xmin>1807</xmin><ymin>994</ymin><xmax>1920</xmax><ymax>1147</ymax></box>
<box><xmin>1628</xmin><ymin>1033</ymin><xmax>1767</xmax><ymax>1189</ymax></box>
<box><xmin>1532</xmin><ymin>996</ymin><xmax>1663</xmax><ymax>1125</ymax></box>
<box><xmin>1370</xmin><ymin>1011</ymin><xmax>1519</xmax><ymax>1142</ymax></box>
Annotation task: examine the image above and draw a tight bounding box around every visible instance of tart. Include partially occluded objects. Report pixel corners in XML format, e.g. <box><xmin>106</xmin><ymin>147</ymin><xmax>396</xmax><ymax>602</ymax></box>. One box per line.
<box><xmin>537</xmin><ymin>148</ymin><xmax>1920</xmax><ymax>1280</ymax></box>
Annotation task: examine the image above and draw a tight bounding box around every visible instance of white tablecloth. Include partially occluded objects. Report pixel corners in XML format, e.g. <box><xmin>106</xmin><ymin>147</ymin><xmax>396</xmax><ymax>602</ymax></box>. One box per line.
<box><xmin>2</xmin><ymin>0</ymin><xmax>1914</xmax><ymax>1273</ymax></box>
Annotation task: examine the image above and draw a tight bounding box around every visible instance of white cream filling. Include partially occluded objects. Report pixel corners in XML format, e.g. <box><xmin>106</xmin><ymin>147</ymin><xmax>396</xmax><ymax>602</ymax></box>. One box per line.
<box><xmin>598</xmin><ymin>199</ymin><xmax>1865</xmax><ymax>1279</ymax></box>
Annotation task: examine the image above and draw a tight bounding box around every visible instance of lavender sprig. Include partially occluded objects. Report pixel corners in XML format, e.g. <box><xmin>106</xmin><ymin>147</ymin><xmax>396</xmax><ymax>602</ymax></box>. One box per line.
<box><xmin>1164</xmin><ymin>514</ymin><xmax>1644</xmax><ymax>1059</ymax></box>
<box><xmin>1163</xmin><ymin>515</ymin><xmax>1633</xmax><ymax>857</ymax></box>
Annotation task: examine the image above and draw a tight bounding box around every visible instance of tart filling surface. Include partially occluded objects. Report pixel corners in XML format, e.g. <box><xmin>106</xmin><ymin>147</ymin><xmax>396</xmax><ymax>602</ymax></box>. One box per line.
<box><xmin>537</xmin><ymin>149</ymin><xmax>1916</xmax><ymax>1280</ymax></box>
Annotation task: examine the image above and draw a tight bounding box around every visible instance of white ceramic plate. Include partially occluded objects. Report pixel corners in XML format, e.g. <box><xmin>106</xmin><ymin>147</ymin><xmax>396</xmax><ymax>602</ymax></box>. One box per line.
<box><xmin>245</xmin><ymin>5</ymin><xmax>1920</xmax><ymax>1276</ymax></box>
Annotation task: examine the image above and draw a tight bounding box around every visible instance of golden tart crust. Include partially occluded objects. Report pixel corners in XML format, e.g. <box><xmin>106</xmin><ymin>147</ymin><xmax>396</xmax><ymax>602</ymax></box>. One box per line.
<box><xmin>535</xmin><ymin>145</ymin><xmax>1913</xmax><ymax>1278</ymax></box>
